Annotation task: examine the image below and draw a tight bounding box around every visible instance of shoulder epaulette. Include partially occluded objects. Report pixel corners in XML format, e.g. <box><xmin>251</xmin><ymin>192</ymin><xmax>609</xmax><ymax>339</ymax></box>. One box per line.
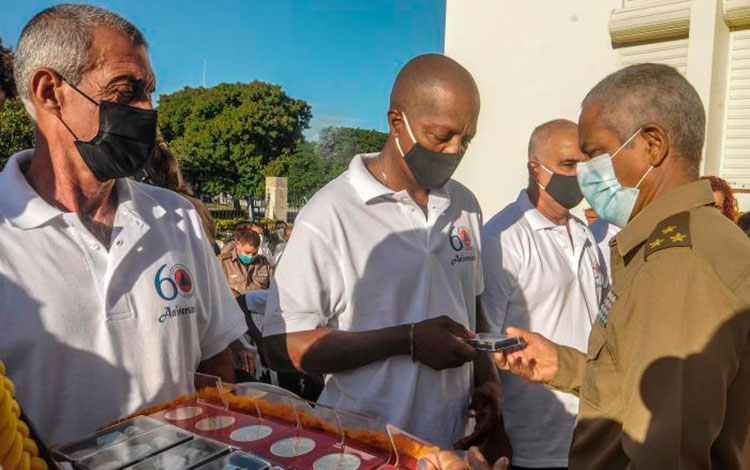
<box><xmin>218</xmin><ymin>251</ymin><xmax>233</xmax><ymax>260</ymax></box>
<box><xmin>644</xmin><ymin>210</ymin><xmax>692</xmax><ymax>260</ymax></box>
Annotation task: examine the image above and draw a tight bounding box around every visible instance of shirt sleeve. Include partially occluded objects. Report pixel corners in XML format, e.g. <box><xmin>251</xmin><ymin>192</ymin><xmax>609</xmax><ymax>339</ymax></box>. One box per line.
<box><xmin>617</xmin><ymin>252</ymin><xmax>749</xmax><ymax>468</ymax></box>
<box><xmin>263</xmin><ymin>220</ymin><xmax>346</xmax><ymax>337</ymax></box>
<box><xmin>548</xmin><ymin>344</ymin><xmax>586</xmax><ymax>397</ymax></box>
<box><xmin>196</xmin><ymin>230</ymin><xmax>247</xmax><ymax>360</ymax></box>
<box><xmin>479</xmin><ymin>229</ymin><xmax>521</xmax><ymax>334</ymax></box>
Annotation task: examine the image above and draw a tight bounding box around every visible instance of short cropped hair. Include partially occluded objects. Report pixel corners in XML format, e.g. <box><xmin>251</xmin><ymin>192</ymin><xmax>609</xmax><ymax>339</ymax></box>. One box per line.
<box><xmin>528</xmin><ymin>119</ymin><xmax>578</xmax><ymax>161</ymax></box>
<box><xmin>14</xmin><ymin>3</ymin><xmax>146</xmax><ymax>118</ymax></box>
<box><xmin>237</xmin><ymin>230</ymin><xmax>261</xmax><ymax>248</ymax></box>
<box><xmin>582</xmin><ymin>63</ymin><xmax>705</xmax><ymax>175</ymax></box>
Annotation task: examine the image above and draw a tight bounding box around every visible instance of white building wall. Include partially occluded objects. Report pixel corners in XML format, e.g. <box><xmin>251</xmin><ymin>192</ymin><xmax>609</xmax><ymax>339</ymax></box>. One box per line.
<box><xmin>446</xmin><ymin>0</ymin><xmax>750</xmax><ymax>216</ymax></box>
<box><xmin>445</xmin><ymin>0</ymin><xmax>621</xmax><ymax>218</ymax></box>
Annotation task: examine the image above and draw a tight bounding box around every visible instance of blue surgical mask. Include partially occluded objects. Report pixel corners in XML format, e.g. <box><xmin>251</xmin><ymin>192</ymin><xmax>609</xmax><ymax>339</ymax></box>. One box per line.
<box><xmin>239</xmin><ymin>254</ymin><xmax>254</xmax><ymax>265</ymax></box>
<box><xmin>576</xmin><ymin>129</ymin><xmax>654</xmax><ymax>228</ymax></box>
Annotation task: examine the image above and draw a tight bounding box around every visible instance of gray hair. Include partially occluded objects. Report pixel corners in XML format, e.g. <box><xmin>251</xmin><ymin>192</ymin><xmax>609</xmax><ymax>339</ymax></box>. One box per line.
<box><xmin>14</xmin><ymin>3</ymin><xmax>147</xmax><ymax>118</ymax></box>
<box><xmin>582</xmin><ymin>63</ymin><xmax>705</xmax><ymax>175</ymax></box>
<box><xmin>528</xmin><ymin>119</ymin><xmax>577</xmax><ymax>161</ymax></box>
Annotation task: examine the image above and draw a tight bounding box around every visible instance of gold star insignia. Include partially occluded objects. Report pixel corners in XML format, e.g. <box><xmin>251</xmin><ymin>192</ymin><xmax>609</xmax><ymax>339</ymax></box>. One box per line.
<box><xmin>662</xmin><ymin>225</ymin><xmax>677</xmax><ymax>234</ymax></box>
<box><xmin>649</xmin><ymin>238</ymin><xmax>664</xmax><ymax>249</ymax></box>
<box><xmin>670</xmin><ymin>233</ymin><xmax>687</xmax><ymax>242</ymax></box>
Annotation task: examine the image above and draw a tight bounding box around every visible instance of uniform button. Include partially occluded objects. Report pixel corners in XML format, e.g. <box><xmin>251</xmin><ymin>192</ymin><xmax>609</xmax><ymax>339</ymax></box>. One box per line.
<box><xmin>91</xmin><ymin>244</ymin><xmax>99</xmax><ymax>251</ymax></box>
<box><xmin>116</xmin><ymin>240</ymin><xmax>123</xmax><ymax>247</ymax></box>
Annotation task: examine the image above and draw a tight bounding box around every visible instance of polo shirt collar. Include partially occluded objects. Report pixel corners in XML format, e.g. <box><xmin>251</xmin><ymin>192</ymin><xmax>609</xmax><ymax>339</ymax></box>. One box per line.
<box><xmin>347</xmin><ymin>152</ymin><xmax>452</xmax><ymax>204</ymax></box>
<box><xmin>0</xmin><ymin>150</ymin><xmax>65</xmax><ymax>230</ymax></box>
<box><xmin>615</xmin><ymin>179</ymin><xmax>714</xmax><ymax>257</ymax></box>
<box><xmin>517</xmin><ymin>189</ymin><xmax>558</xmax><ymax>231</ymax></box>
<box><xmin>117</xmin><ymin>178</ymin><xmax>166</xmax><ymax>224</ymax></box>
<box><xmin>349</xmin><ymin>153</ymin><xmax>394</xmax><ymax>203</ymax></box>
<box><xmin>0</xmin><ymin>149</ymin><xmax>166</xmax><ymax>231</ymax></box>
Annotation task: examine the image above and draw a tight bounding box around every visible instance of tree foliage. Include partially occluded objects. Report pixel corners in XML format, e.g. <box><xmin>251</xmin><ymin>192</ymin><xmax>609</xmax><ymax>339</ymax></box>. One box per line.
<box><xmin>267</xmin><ymin>127</ymin><xmax>388</xmax><ymax>206</ymax></box>
<box><xmin>317</xmin><ymin>126</ymin><xmax>389</xmax><ymax>177</ymax></box>
<box><xmin>0</xmin><ymin>99</ymin><xmax>35</xmax><ymax>169</ymax></box>
<box><xmin>158</xmin><ymin>81</ymin><xmax>311</xmax><ymax>198</ymax></box>
<box><xmin>266</xmin><ymin>141</ymin><xmax>327</xmax><ymax>206</ymax></box>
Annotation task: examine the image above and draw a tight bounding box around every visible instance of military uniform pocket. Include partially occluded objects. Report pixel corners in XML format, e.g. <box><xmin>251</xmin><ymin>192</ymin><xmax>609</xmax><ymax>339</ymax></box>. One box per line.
<box><xmin>581</xmin><ymin>327</ymin><xmax>620</xmax><ymax>414</ymax></box>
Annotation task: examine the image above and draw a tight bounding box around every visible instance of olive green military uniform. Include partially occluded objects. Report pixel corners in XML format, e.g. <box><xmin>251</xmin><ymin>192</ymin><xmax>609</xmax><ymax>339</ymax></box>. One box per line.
<box><xmin>218</xmin><ymin>249</ymin><xmax>272</xmax><ymax>295</ymax></box>
<box><xmin>550</xmin><ymin>180</ymin><xmax>750</xmax><ymax>469</ymax></box>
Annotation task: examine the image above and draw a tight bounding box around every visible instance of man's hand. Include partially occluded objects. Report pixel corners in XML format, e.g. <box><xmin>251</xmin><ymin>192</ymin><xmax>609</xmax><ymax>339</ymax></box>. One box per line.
<box><xmin>413</xmin><ymin>316</ymin><xmax>478</xmax><ymax>370</ymax></box>
<box><xmin>453</xmin><ymin>381</ymin><xmax>500</xmax><ymax>450</ymax></box>
<box><xmin>229</xmin><ymin>340</ymin><xmax>259</xmax><ymax>376</ymax></box>
<box><xmin>493</xmin><ymin>327</ymin><xmax>558</xmax><ymax>384</ymax></box>
<box><xmin>418</xmin><ymin>447</ymin><xmax>509</xmax><ymax>470</ymax></box>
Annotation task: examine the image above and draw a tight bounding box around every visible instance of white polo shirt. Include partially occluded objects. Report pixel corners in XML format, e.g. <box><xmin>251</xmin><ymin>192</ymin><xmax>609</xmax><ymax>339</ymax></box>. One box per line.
<box><xmin>264</xmin><ymin>153</ymin><xmax>484</xmax><ymax>448</ymax></box>
<box><xmin>481</xmin><ymin>190</ymin><xmax>607</xmax><ymax>468</ymax></box>
<box><xmin>589</xmin><ymin>219</ymin><xmax>620</xmax><ymax>278</ymax></box>
<box><xmin>0</xmin><ymin>150</ymin><xmax>246</xmax><ymax>444</ymax></box>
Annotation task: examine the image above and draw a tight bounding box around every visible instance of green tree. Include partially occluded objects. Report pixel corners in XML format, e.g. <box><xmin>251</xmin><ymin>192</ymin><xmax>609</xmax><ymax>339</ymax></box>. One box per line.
<box><xmin>266</xmin><ymin>141</ymin><xmax>327</xmax><ymax>206</ymax></box>
<box><xmin>317</xmin><ymin>126</ymin><xmax>388</xmax><ymax>177</ymax></box>
<box><xmin>158</xmin><ymin>81</ymin><xmax>311</xmax><ymax>200</ymax></box>
<box><xmin>0</xmin><ymin>99</ymin><xmax>35</xmax><ymax>169</ymax></box>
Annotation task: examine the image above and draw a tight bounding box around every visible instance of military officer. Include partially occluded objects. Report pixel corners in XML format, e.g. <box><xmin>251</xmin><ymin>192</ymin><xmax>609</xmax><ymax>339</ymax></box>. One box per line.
<box><xmin>218</xmin><ymin>229</ymin><xmax>273</xmax><ymax>295</ymax></box>
<box><xmin>495</xmin><ymin>63</ymin><xmax>750</xmax><ymax>469</ymax></box>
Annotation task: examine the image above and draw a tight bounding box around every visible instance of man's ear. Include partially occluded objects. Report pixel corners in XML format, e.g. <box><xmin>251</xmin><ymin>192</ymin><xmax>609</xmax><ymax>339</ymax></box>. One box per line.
<box><xmin>29</xmin><ymin>67</ymin><xmax>65</xmax><ymax>117</ymax></box>
<box><xmin>641</xmin><ymin>123</ymin><xmax>671</xmax><ymax>167</ymax></box>
<box><xmin>527</xmin><ymin>160</ymin><xmax>540</xmax><ymax>182</ymax></box>
<box><xmin>387</xmin><ymin>109</ymin><xmax>404</xmax><ymax>137</ymax></box>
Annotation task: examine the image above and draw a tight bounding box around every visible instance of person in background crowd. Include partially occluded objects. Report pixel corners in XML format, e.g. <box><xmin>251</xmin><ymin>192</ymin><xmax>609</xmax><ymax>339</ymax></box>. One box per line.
<box><xmin>738</xmin><ymin>211</ymin><xmax>750</xmax><ymax>237</ymax></box>
<box><xmin>223</xmin><ymin>224</ymin><xmax>321</xmax><ymax>398</ymax></box>
<box><xmin>222</xmin><ymin>220</ymin><xmax>273</xmax><ymax>262</ymax></box>
<box><xmin>250</xmin><ymin>220</ymin><xmax>275</xmax><ymax>262</ymax></box>
<box><xmin>701</xmin><ymin>175</ymin><xmax>738</xmax><ymax>222</ymax></box>
<box><xmin>273</xmin><ymin>221</ymin><xmax>292</xmax><ymax>265</ymax></box>
<box><xmin>139</xmin><ymin>133</ymin><xmax>217</xmax><ymax>248</ymax></box>
<box><xmin>217</xmin><ymin>229</ymin><xmax>272</xmax><ymax>380</ymax></box>
<box><xmin>220</xmin><ymin>220</ymin><xmax>250</xmax><ymax>253</ymax></box>
<box><xmin>264</xmin><ymin>54</ymin><xmax>506</xmax><ymax>460</ymax></box>
<box><xmin>0</xmin><ymin>37</ymin><xmax>15</xmax><ymax>107</ymax></box>
<box><xmin>482</xmin><ymin>120</ymin><xmax>606</xmax><ymax>470</ymax></box>
<box><xmin>582</xmin><ymin>208</ymin><xmax>598</xmax><ymax>226</ymax></box>
<box><xmin>496</xmin><ymin>63</ymin><xmax>750</xmax><ymax>469</ymax></box>
<box><xmin>0</xmin><ymin>4</ymin><xmax>245</xmax><ymax>443</ymax></box>
<box><xmin>219</xmin><ymin>230</ymin><xmax>273</xmax><ymax>296</ymax></box>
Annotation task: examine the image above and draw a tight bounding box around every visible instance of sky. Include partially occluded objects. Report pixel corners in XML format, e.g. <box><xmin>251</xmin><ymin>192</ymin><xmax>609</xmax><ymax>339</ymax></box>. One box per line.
<box><xmin>1</xmin><ymin>0</ymin><xmax>446</xmax><ymax>139</ymax></box>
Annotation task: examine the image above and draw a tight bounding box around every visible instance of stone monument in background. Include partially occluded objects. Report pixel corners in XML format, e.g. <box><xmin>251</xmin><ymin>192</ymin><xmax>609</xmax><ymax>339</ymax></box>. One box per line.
<box><xmin>265</xmin><ymin>176</ymin><xmax>288</xmax><ymax>221</ymax></box>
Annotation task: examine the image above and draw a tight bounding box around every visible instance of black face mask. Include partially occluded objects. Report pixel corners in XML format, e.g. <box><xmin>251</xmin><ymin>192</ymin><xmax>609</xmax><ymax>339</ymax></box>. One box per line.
<box><xmin>60</xmin><ymin>80</ymin><xmax>157</xmax><ymax>182</ymax></box>
<box><xmin>538</xmin><ymin>163</ymin><xmax>584</xmax><ymax>209</ymax></box>
<box><xmin>396</xmin><ymin>112</ymin><xmax>463</xmax><ymax>189</ymax></box>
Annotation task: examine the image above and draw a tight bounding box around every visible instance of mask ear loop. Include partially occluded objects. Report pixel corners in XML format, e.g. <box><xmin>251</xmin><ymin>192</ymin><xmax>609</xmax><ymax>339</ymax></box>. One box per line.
<box><xmin>401</xmin><ymin>112</ymin><xmax>418</xmax><ymax>144</ymax></box>
<box><xmin>611</xmin><ymin>127</ymin><xmax>642</xmax><ymax>160</ymax></box>
<box><xmin>55</xmin><ymin>113</ymin><xmax>81</xmax><ymax>141</ymax></box>
<box><xmin>635</xmin><ymin>165</ymin><xmax>655</xmax><ymax>189</ymax></box>
<box><xmin>62</xmin><ymin>78</ymin><xmax>100</xmax><ymax>107</ymax></box>
<box><xmin>54</xmin><ymin>75</ymin><xmax>100</xmax><ymax>141</ymax></box>
<box><xmin>609</xmin><ymin>127</ymin><xmax>654</xmax><ymax>189</ymax></box>
<box><xmin>535</xmin><ymin>161</ymin><xmax>553</xmax><ymax>191</ymax></box>
<box><xmin>394</xmin><ymin>111</ymin><xmax>417</xmax><ymax>158</ymax></box>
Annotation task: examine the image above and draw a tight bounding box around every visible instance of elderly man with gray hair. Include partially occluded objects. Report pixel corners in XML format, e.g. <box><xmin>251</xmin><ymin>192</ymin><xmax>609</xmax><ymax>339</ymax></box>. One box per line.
<box><xmin>496</xmin><ymin>64</ymin><xmax>750</xmax><ymax>468</ymax></box>
<box><xmin>0</xmin><ymin>4</ymin><xmax>246</xmax><ymax>443</ymax></box>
